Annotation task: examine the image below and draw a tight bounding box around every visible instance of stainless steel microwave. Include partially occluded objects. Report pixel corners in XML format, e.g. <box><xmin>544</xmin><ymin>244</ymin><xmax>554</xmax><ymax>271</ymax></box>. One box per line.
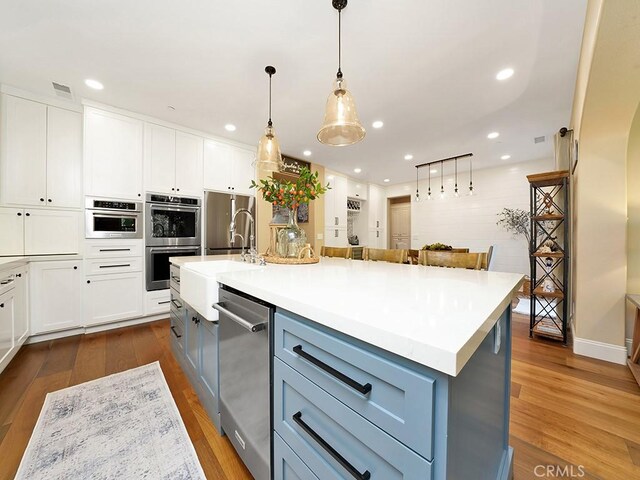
<box><xmin>85</xmin><ymin>197</ymin><xmax>143</xmax><ymax>239</ymax></box>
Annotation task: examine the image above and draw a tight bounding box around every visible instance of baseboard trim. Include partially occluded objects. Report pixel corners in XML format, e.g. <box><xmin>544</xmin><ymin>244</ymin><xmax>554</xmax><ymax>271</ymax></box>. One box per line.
<box><xmin>26</xmin><ymin>313</ymin><xmax>169</xmax><ymax>345</ymax></box>
<box><xmin>573</xmin><ymin>336</ymin><xmax>628</xmax><ymax>365</ymax></box>
<box><xmin>627</xmin><ymin>338</ymin><xmax>633</xmax><ymax>357</ymax></box>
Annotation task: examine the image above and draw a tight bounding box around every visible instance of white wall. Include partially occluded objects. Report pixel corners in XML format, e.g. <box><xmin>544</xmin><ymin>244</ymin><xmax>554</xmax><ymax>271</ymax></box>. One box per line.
<box><xmin>385</xmin><ymin>158</ymin><xmax>554</xmax><ymax>274</ymax></box>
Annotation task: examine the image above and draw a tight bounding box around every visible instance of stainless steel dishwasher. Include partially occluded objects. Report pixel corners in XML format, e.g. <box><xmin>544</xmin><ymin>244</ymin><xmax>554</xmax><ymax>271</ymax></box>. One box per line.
<box><xmin>213</xmin><ymin>286</ymin><xmax>273</xmax><ymax>480</ymax></box>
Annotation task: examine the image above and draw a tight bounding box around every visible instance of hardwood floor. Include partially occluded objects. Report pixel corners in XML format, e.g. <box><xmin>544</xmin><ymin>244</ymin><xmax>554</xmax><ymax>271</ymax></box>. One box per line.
<box><xmin>0</xmin><ymin>315</ymin><xmax>638</xmax><ymax>479</ymax></box>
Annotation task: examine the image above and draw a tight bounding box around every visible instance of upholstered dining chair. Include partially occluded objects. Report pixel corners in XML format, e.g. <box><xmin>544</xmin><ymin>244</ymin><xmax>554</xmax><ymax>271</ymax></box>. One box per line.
<box><xmin>363</xmin><ymin>248</ymin><xmax>408</xmax><ymax>264</ymax></box>
<box><xmin>320</xmin><ymin>246</ymin><xmax>352</xmax><ymax>259</ymax></box>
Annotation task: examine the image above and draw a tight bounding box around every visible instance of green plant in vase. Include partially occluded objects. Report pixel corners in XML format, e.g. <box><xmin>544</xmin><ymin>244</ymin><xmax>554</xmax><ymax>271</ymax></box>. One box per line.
<box><xmin>251</xmin><ymin>167</ymin><xmax>329</xmax><ymax>258</ymax></box>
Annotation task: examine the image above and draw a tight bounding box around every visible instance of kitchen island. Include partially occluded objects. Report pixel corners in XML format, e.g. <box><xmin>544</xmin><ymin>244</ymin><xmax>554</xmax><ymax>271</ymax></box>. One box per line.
<box><xmin>171</xmin><ymin>257</ymin><xmax>522</xmax><ymax>480</ymax></box>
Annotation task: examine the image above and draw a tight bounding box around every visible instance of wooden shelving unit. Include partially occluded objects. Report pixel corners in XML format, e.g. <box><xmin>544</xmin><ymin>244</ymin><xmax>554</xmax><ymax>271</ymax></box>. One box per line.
<box><xmin>527</xmin><ymin>170</ymin><xmax>570</xmax><ymax>344</ymax></box>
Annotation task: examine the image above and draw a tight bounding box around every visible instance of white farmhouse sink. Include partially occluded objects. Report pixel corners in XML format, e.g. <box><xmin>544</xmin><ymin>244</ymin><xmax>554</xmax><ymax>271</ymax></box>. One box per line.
<box><xmin>180</xmin><ymin>260</ymin><xmax>260</xmax><ymax>321</ymax></box>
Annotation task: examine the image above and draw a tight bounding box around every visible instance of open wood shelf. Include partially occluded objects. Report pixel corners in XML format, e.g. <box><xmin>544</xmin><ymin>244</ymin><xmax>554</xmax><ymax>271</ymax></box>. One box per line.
<box><xmin>531</xmin><ymin>252</ymin><xmax>565</xmax><ymax>258</ymax></box>
<box><xmin>532</xmin><ymin>214</ymin><xmax>564</xmax><ymax>221</ymax></box>
<box><xmin>533</xmin><ymin>287</ymin><xmax>565</xmax><ymax>299</ymax></box>
<box><xmin>526</xmin><ymin>170</ymin><xmax>569</xmax><ymax>187</ymax></box>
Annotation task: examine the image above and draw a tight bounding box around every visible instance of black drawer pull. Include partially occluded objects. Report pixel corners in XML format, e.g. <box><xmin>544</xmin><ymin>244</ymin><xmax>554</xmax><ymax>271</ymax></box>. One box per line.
<box><xmin>157</xmin><ymin>300</ymin><xmax>170</xmax><ymax>305</ymax></box>
<box><xmin>99</xmin><ymin>248</ymin><xmax>131</xmax><ymax>252</ymax></box>
<box><xmin>170</xmin><ymin>326</ymin><xmax>182</xmax><ymax>338</ymax></box>
<box><xmin>293</xmin><ymin>345</ymin><xmax>372</xmax><ymax>395</ymax></box>
<box><xmin>99</xmin><ymin>264</ymin><xmax>131</xmax><ymax>269</ymax></box>
<box><xmin>171</xmin><ymin>299</ymin><xmax>183</xmax><ymax>309</ymax></box>
<box><xmin>292</xmin><ymin>411</ymin><xmax>370</xmax><ymax>480</ymax></box>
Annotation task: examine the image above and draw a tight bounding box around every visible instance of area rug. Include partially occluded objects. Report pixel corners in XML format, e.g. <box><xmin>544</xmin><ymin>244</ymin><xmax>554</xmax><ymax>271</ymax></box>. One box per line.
<box><xmin>15</xmin><ymin>362</ymin><xmax>206</xmax><ymax>480</ymax></box>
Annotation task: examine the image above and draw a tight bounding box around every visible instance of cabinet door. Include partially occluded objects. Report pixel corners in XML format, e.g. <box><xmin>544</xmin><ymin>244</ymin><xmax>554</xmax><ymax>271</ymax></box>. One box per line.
<box><xmin>175</xmin><ymin>131</ymin><xmax>204</xmax><ymax>196</ymax></box>
<box><xmin>199</xmin><ymin>319</ymin><xmax>219</xmax><ymax>405</ymax></box>
<box><xmin>0</xmin><ymin>290</ymin><xmax>15</xmax><ymax>367</ymax></box>
<box><xmin>0</xmin><ymin>95</ymin><xmax>47</xmax><ymax>206</ymax></box>
<box><xmin>30</xmin><ymin>261</ymin><xmax>82</xmax><ymax>334</ymax></box>
<box><xmin>324</xmin><ymin>227</ymin><xmax>347</xmax><ymax>248</ymax></box>
<box><xmin>185</xmin><ymin>307</ymin><xmax>199</xmax><ymax>374</ymax></box>
<box><xmin>46</xmin><ymin>107</ymin><xmax>83</xmax><ymax>208</ymax></box>
<box><xmin>84</xmin><ymin>272</ymin><xmax>143</xmax><ymax>326</ymax></box>
<box><xmin>333</xmin><ymin>175</ymin><xmax>348</xmax><ymax>228</ymax></box>
<box><xmin>368</xmin><ymin>185</ymin><xmax>380</xmax><ymax>229</ymax></box>
<box><xmin>12</xmin><ymin>265</ymin><xmax>28</xmax><ymax>345</ymax></box>
<box><xmin>231</xmin><ymin>147</ymin><xmax>256</xmax><ymax>196</ymax></box>
<box><xmin>24</xmin><ymin>209</ymin><xmax>80</xmax><ymax>255</ymax></box>
<box><xmin>84</xmin><ymin>108</ymin><xmax>143</xmax><ymax>200</ymax></box>
<box><xmin>203</xmin><ymin>140</ymin><xmax>233</xmax><ymax>192</ymax></box>
<box><xmin>0</xmin><ymin>207</ymin><xmax>24</xmax><ymax>255</ymax></box>
<box><xmin>347</xmin><ymin>178</ymin><xmax>367</xmax><ymax>200</ymax></box>
<box><xmin>144</xmin><ymin>123</ymin><xmax>176</xmax><ymax>194</ymax></box>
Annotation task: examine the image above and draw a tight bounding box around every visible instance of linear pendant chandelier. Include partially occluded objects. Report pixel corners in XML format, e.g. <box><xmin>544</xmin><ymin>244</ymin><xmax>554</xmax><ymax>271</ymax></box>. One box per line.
<box><xmin>415</xmin><ymin>153</ymin><xmax>474</xmax><ymax>201</ymax></box>
<box><xmin>317</xmin><ymin>0</ymin><xmax>365</xmax><ymax>147</ymax></box>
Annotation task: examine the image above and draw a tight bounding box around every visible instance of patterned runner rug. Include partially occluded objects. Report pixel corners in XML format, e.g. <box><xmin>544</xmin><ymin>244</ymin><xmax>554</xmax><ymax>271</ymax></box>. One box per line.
<box><xmin>15</xmin><ymin>361</ymin><xmax>206</xmax><ymax>480</ymax></box>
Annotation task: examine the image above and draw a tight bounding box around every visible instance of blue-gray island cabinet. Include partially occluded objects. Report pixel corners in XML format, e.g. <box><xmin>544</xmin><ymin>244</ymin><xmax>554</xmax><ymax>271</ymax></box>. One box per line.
<box><xmin>272</xmin><ymin>307</ymin><xmax>513</xmax><ymax>480</ymax></box>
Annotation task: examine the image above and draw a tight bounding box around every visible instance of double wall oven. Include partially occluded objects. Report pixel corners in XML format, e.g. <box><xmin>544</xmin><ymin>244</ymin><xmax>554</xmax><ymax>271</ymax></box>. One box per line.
<box><xmin>145</xmin><ymin>194</ymin><xmax>201</xmax><ymax>291</ymax></box>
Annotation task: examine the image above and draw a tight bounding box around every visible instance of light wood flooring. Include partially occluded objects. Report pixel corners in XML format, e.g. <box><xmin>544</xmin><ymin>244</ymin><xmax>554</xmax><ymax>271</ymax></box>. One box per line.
<box><xmin>0</xmin><ymin>314</ymin><xmax>638</xmax><ymax>479</ymax></box>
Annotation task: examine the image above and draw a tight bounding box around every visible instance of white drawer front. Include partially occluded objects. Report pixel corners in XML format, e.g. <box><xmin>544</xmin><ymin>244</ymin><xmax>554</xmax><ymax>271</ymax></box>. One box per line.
<box><xmin>85</xmin><ymin>257</ymin><xmax>142</xmax><ymax>275</ymax></box>
<box><xmin>85</xmin><ymin>240</ymin><xmax>143</xmax><ymax>258</ymax></box>
<box><xmin>145</xmin><ymin>289</ymin><xmax>170</xmax><ymax>316</ymax></box>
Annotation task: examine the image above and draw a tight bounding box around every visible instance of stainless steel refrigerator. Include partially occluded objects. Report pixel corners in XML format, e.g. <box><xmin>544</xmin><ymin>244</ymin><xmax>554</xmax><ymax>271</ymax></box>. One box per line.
<box><xmin>205</xmin><ymin>191</ymin><xmax>255</xmax><ymax>255</ymax></box>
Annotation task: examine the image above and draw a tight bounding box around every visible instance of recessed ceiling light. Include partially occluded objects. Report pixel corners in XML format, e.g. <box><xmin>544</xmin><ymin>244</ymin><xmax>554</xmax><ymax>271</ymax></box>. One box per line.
<box><xmin>383</xmin><ymin>178</ymin><xmax>390</xmax><ymax>183</ymax></box>
<box><xmin>501</xmin><ymin>154</ymin><xmax>511</xmax><ymax>160</ymax></box>
<box><xmin>372</xmin><ymin>120</ymin><xmax>384</xmax><ymax>129</ymax></box>
<box><xmin>430</xmin><ymin>169</ymin><xmax>438</xmax><ymax>174</ymax></box>
<box><xmin>496</xmin><ymin>68</ymin><xmax>514</xmax><ymax>81</ymax></box>
<box><xmin>84</xmin><ymin>79</ymin><xmax>104</xmax><ymax>90</ymax></box>
<box><xmin>487</xmin><ymin>131</ymin><xmax>500</xmax><ymax>139</ymax></box>
<box><xmin>404</xmin><ymin>154</ymin><xmax>413</xmax><ymax>161</ymax></box>
<box><xmin>354</xmin><ymin>168</ymin><xmax>362</xmax><ymax>173</ymax></box>
<box><xmin>225</xmin><ymin>124</ymin><xmax>236</xmax><ymax>132</ymax></box>
<box><xmin>303</xmin><ymin>150</ymin><xmax>312</xmax><ymax>156</ymax></box>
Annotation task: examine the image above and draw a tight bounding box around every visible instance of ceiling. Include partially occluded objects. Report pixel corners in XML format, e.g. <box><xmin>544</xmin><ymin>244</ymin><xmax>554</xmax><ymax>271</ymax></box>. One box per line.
<box><xmin>0</xmin><ymin>0</ymin><xmax>587</xmax><ymax>185</ymax></box>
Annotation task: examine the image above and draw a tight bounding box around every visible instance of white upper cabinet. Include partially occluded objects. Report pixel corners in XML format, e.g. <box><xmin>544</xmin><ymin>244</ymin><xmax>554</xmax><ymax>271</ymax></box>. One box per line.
<box><xmin>175</xmin><ymin>131</ymin><xmax>204</xmax><ymax>196</ymax></box>
<box><xmin>144</xmin><ymin>124</ymin><xmax>204</xmax><ymax>196</ymax></box>
<box><xmin>24</xmin><ymin>209</ymin><xmax>81</xmax><ymax>255</ymax></box>
<box><xmin>368</xmin><ymin>184</ymin><xmax>386</xmax><ymax>230</ymax></box>
<box><xmin>324</xmin><ymin>171</ymin><xmax>347</xmax><ymax>229</ymax></box>
<box><xmin>46</xmin><ymin>106</ymin><xmax>83</xmax><ymax>208</ymax></box>
<box><xmin>85</xmin><ymin>108</ymin><xmax>143</xmax><ymax>200</ymax></box>
<box><xmin>144</xmin><ymin>123</ymin><xmax>176</xmax><ymax>194</ymax></box>
<box><xmin>347</xmin><ymin>178</ymin><xmax>368</xmax><ymax>200</ymax></box>
<box><xmin>0</xmin><ymin>95</ymin><xmax>47</xmax><ymax>207</ymax></box>
<box><xmin>203</xmin><ymin>140</ymin><xmax>255</xmax><ymax>195</ymax></box>
<box><xmin>0</xmin><ymin>95</ymin><xmax>82</xmax><ymax>208</ymax></box>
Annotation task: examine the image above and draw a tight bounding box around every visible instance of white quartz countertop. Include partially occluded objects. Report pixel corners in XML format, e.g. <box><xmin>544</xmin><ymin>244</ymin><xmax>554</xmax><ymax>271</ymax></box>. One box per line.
<box><xmin>210</xmin><ymin>257</ymin><xmax>523</xmax><ymax>376</ymax></box>
<box><xmin>169</xmin><ymin>254</ymin><xmax>241</xmax><ymax>267</ymax></box>
<box><xmin>0</xmin><ymin>255</ymin><xmax>82</xmax><ymax>271</ymax></box>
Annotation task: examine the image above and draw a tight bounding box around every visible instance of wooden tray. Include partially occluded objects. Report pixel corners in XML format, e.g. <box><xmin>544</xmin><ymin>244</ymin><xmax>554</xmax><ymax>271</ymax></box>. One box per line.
<box><xmin>262</xmin><ymin>255</ymin><xmax>319</xmax><ymax>265</ymax></box>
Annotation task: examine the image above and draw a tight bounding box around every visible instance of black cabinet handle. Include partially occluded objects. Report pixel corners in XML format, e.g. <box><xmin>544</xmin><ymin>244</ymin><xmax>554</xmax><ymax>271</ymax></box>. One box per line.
<box><xmin>17</xmin><ymin>212</ymin><xmax>22</xmax><ymax>216</ymax></box>
<box><xmin>99</xmin><ymin>264</ymin><xmax>130</xmax><ymax>269</ymax></box>
<box><xmin>176</xmin><ymin>188</ymin><xmax>180</xmax><ymax>192</ymax></box>
<box><xmin>158</xmin><ymin>300</ymin><xmax>170</xmax><ymax>305</ymax></box>
<box><xmin>171</xmin><ymin>188</ymin><xmax>175</xmax><ymax>191</ymax></box>
<box><xmin>16</xmin><ymin>273</ymin><xmax>22</xmax><ymax>278</ymax></box>
<box><xmin>170</xmin><ymin>326</ymin><xmax>182</xmax><ymax>338</ymax></box>
<box><xmin>25</xmin><ymin>212</ymin><xmax>30</xmax><ymax>217</ymax></box>
<box><xmin>47</xmin><ymin>199</ymin><xmax>52</xmax><ymax>203</ymax></box>
<box><xmin>0</xmin><ymin>303</ymin><xmax>4</xmax><ymax>308</ymax></box>
<box><xmin>293</xmin><ymin>345</ymin><xmax>372</xmax><ymax>395</ymax></box>
<box><xmin>171</xmin><ymin>299</ymin><xmax>182</xmax><ymax>309</ymax></box>
<box><xmin>87</xmin><ymin>280</ymin><xmax>91</xmax><ymax>284</ymax></box>
<box><xmin>292</xmin><ymin>411</ymin><xmax>370</xmax><ymax>480</ymax></box>
<box><xmin>192</xmin><ymin>316</ymin><xmax>200</xmax><ymax>325</ymax></box>
<box><xmin>99</xmin><ymin>248</ymin><xmax>131</xmax><ymax>252</ymax></box>
<box><xmin>73</xmin><ymin>266</ymin><xmax>78</xmax><ymax>270</ymax></box>
<box><xmin>39</xmin><ymin>198</ymin><xmax>44</xmax><ymax>202</ymax></box>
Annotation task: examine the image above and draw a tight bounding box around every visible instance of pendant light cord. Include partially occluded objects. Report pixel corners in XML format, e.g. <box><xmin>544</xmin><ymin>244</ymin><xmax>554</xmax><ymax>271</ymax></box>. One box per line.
<box><xmin>268</xmin><ymin>73</ymin><xmax>272</xmax><ymax>127</ymax></box>
<box><xmin>337</xmin><ymin>8</ymin><xmax>343</xmax><ymax>79</ymax></box>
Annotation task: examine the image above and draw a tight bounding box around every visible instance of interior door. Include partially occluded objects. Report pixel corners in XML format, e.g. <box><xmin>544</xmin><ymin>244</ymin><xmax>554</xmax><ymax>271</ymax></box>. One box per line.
<box><xmin>390</xmin><ymin>203</ymin><xmax>411</xmax><ymax>248</ymax></box>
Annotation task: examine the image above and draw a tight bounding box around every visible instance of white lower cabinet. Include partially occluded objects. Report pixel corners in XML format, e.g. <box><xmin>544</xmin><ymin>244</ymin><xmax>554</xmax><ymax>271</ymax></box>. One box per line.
<box><xmin>0</xmin><ymin>289</ymin><xmax>15</xmax><ymax>368</ymax></box>
<box><xmin>145</xmin><ymin>289</ymin><xmax>170</xmax><ymax>316</ymax></box>
<box><xmin>30</xmin><ymin>261</ymin><xmax>82</xmax><ymax>334</ymax></box>
<box><xmin>84</xmin><ymin>272</ymin><xmax>144</xmax><ymax>327</ymax></box>
<box><xmin>324</xmin><ymin>227</ymin><xmax>348</xmax><ymax>247</ymax></box>
<box><xmin>12</xmin><ymin>264</ymin><xmax>28</xmax><ymax>345</ymax></box>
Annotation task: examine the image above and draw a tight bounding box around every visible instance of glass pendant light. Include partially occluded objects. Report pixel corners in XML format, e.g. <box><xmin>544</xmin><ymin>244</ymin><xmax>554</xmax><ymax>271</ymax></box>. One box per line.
<box><xmin>469</xmin><ymin>156</ymin><xmax>474</xmax><ymax>195</ymax></box>
<box><xmin>317</xmin><ymin>0</ymin><xmax>365</xmax><ymax>146</ymax></box>
<box><xmin>256</xmin><ymin>66</ymin><xmax>282</xmax><ymax>172</ymax></box>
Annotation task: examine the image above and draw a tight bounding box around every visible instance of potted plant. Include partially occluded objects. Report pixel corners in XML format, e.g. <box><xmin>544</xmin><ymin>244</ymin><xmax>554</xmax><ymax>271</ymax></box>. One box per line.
<box><xmin>251</xmin><ymin>167</ymin><xmax>329</xmax><ymax>258</ymax></box>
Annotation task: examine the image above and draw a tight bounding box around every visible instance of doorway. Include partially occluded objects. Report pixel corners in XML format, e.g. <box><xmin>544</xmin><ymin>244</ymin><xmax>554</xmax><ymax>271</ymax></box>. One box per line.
<box><xmin>388</xmin><ymin>196</ymin><xmax>411</xmax><ymax>249</ymax></box>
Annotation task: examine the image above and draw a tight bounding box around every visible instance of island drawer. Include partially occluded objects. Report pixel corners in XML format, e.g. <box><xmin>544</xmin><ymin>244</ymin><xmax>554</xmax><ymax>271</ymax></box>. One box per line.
<box><xmin>275</xmin><ymin>311</ymin><xmax>436</xmax><ymax>460</ymax></box>
<box><xmin>169</xmin><ymin>310</ymin><xmax>184</xmax><ymax>353</ymax></box>
<box><xmin>274</xmin><ymin>358</ymin><xmax>433</xmax><ymax>480</ymax></box>
<box><xmin>274</xmin><ymin>432</ymin><xmax>319</xmax><ymax>480</ymax></box>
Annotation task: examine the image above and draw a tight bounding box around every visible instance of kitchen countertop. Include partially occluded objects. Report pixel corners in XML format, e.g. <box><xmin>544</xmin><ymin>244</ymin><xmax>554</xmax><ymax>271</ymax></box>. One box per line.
<box><xmin>169</xmin><ymin>254</ymin><xmax>241</xmax><ymax>267</ymax></box>
<box><xmin>0</xmin><ymin>254</ymin><xmax>83</xmax><ymax>270</ymax></box>
<box><xmin>193</xmin><ymin>257</ymin><xmax>523</xmax><ymax>376</ymax></box>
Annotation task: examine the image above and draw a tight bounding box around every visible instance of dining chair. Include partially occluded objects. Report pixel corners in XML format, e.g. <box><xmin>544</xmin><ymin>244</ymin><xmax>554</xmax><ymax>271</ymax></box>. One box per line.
<box><xmin>407</xmin><ymin>249</ymin><xmax>420</xmax><ymax>265</ymax></box>
<box><xmin>363</xmin><ymin>248</ymin><xmax>408</xmax><ymax>264</ymax></box>
<box><xmin>418</xmin><ymin>250</ymin><xmax>483</xmax><ymax>270</ymax></box>
<box><xmin>320</xmin><ymin>246</ymin><xmax>352</xmax><ymax>259</ymax></box>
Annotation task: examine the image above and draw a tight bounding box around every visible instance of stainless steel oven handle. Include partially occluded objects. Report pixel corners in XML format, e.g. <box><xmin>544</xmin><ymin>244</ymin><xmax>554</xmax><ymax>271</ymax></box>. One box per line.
<box><xmin>93</xmin><ymin>213</ymin><xmax>139</xmax><ymax>219</ymax></box>
<box><xmin>149</xmin><ymin>204</ymin><xmax>200</xmax><ymax>213</ymax></box>
<box><xmin>149</xmin><ymin>247</ymin><xmax>200</xmax><ymax>253</ymax></box>
<box><xmin>212</xmin><ymin>302</ymin><xmax>266</xmax><ymax>333</ymax></box>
